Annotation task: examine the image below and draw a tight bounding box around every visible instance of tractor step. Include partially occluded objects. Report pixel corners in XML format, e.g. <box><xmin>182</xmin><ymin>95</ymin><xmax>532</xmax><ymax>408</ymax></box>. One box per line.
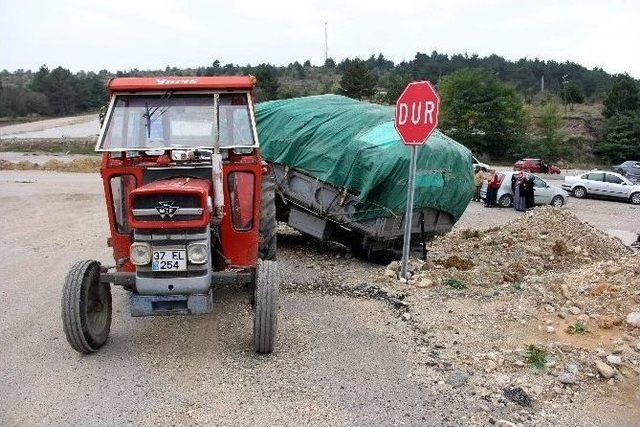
<box><xmin>129</xmin><ymin>291</ymin><xmax>213</xmax><ymax>317</ymax></box>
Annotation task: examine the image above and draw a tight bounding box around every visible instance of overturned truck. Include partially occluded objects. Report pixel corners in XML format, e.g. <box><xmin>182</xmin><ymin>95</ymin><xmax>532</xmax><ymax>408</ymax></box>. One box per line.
<box><xmin>255</xmin><ymin>95</ymin><xmax>474</xmax><ymax>259</ymax></box>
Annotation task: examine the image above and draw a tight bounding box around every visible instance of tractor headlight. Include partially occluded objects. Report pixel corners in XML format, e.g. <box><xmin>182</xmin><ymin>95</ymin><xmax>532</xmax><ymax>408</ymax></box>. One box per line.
<box><xmin>130</xmin><ymin>242</ymin><xmax>151</xmax><ymax>265</ymax></box>
<box><xmin>187</xmin><ymin>242</ymin><xmax>208</xmax><ymax>264</ymax></box>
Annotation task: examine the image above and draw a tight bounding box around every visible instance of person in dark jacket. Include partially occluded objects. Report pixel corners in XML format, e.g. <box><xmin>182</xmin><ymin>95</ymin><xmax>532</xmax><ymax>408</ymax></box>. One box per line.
<box><xmin>525</xmin><ymin>174</ymin><xmax>536</xmax><ymax>209</ymax></box>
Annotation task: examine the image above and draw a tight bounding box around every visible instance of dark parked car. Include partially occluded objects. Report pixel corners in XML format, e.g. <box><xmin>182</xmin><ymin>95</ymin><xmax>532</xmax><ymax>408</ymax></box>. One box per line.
<box><xmin>513</xmin><ymin>158</ymin><xmax>561</xmax><ymax>174</ymax></box>
<box><xmin>613</xmin><ymin>160</ymin><xmax>640</xmax><ymax>183</ymax></box>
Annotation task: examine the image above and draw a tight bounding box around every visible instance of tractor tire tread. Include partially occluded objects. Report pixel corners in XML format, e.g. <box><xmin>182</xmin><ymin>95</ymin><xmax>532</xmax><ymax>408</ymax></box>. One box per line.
<box><xmin>61</xmin><ymin>260</ymin><xmax>110</xmax><ymax>354</ymax></box>
<box><xmin>258</xmin><ymin>175</ymin><xmax>277</xmax><ymax>261</ymax></box>
<box><xmin>253</xmin><ymin>260</ymin><xmax>279</xmax><ymax>354</ymax></box>
<box><xmin>62</xmin><ymin>260</ymin><xmax>94</xmax><ymax>353</ymax></box>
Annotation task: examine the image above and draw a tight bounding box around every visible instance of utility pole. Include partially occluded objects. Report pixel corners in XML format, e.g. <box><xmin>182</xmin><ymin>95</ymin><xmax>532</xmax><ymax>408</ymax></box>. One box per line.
<box><xmin>541</xmin><ymin>75</ymin><xmax>544</xmax><ymax>93</ymax></box>
<box><xmin>324</xmin><ymin>21</ymin><xmax>328</xmax><ymax>62</ymax></box>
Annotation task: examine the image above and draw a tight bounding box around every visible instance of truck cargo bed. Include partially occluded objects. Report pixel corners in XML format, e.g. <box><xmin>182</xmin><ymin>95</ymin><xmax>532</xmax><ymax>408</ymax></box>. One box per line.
<box><xmin>271</xmin><ymin>163</ymin><xmax>454</xmax><ymax>256</ymax></box>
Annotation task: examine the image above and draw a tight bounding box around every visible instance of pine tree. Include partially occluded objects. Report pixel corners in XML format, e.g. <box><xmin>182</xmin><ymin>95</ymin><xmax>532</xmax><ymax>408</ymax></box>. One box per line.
<box><xmin>338</xmin><ymin>59</ymin><xmax>377</xmax><ymax>100</ymax></box>
<box><xmin>603</xmin><ymin>74</ymin><xmax>639</xmax><ymax>118</ymax></box>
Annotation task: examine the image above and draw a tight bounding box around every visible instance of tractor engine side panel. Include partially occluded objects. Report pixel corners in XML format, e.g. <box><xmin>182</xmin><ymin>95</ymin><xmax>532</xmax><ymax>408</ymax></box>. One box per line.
<box><xmin>220</xmin><ymin>158</ymin><xmax>263</xmax><ymax>268</ymax></box>
<box><xmin>100</xmin><ymin>153</ymin><xmax>145</xmax><ymax>272</ymax></box>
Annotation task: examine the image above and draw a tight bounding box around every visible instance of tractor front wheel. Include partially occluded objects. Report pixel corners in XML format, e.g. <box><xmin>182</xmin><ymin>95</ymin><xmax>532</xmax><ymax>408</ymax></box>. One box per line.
<box><xmin>61</xmin><ymin>260</ymin><xmax>112</xmax><ymax>353</ymax></box>
<box><xmin>253</xmin><ymin>260</ymin><xmax>279</xmax><ymax>354</ymax></box>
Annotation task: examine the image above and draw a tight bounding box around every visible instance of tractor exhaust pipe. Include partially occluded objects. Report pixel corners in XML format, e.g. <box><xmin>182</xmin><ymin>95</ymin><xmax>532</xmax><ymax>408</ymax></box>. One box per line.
<box><xmin>212</xmin><ymin>93</ymin><xmax>224</xmax><ymax>221</ymax></box>
<box><xmin>211</xmin><ymin>151</ymin><xmax>224</xmax><ymax>220</ymax></box>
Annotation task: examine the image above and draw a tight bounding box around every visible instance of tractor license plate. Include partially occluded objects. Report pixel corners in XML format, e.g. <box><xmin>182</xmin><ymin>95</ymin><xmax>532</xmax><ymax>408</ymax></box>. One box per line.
<box><xmin>152</xmin><ymin>250</ymin><xmax>187</xmax><ymax>272</ymax></box>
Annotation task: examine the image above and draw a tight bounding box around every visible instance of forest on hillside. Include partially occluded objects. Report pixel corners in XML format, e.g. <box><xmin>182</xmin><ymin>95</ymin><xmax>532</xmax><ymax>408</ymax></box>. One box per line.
<box><xmin>1</xmin><ymin>52</ymin><xmax>639</xmax><ymax>163</ymax></box>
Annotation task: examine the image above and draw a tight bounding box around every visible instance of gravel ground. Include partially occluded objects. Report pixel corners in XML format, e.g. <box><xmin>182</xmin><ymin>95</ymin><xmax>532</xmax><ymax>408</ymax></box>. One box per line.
<box><xmin>0</xmin><ymin>171</ymin><xmax>638</xmax><ymax>426</ymax></box>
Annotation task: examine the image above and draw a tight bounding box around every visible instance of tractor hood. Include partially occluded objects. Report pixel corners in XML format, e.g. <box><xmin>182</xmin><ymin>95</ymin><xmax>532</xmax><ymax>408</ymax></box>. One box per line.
<box><xmin>128</xmin><ymin>177</ymin><xmax>212</xmax><ymax>229</ymax></box>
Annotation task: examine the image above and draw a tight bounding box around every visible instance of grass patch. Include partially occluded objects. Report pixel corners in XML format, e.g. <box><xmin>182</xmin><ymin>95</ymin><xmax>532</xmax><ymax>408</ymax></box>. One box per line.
<box><xmin>566</xmin><ymin>321</ymin><xmax>589</xmax><ymax>335</ymax></box>
<box><xmin>0</xmin><ymin>157</ymin><xmax>100</xmax><ymax>172</ymax></box>
<box><xmin>525</xmin><ymin>344</ymin><xmax>548</xmax><ymax>371</ymax></box>
<box><xmin>0</xmin><ymin>138</ymin><xmax>97</xmax><ymax>155</ymax></box>
<box><xmin>443</xmin><ymin>278</ymin><xmax>467</xmax><ymax>290</ymax></box>
<box><xmin>513</xmin><ymin>283</ymin><xmax>524</xmax><ymax>292</ymax></box>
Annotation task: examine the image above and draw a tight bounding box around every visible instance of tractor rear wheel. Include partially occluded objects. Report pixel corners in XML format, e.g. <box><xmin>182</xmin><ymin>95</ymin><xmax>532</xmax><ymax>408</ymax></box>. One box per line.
<box><xmin>253</xmin><ymin>260</ymin><xmax>279</xmax><ymax>354</ymax></box>
<box><xmin>61</xmin><ymin>260</ymin><xmax>112</xmax><ymax>353</ymax></box>
<box><xmin>258</xmin><ymin>175</ymin><xmax>277</xmax><ymax>260</ymax></box>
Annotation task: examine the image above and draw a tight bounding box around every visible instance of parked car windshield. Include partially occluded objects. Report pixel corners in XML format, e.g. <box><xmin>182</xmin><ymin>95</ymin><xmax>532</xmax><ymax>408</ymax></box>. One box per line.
<box><xmin>98</xmin><ymin>93</ymin><xmax>255</xmax><ymax>151</ymax></box>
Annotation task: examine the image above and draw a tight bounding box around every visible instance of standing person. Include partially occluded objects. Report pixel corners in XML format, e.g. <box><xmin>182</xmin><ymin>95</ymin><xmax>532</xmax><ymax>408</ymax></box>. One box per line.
<box><xmin>515</xmin><ymin>172</ymin><xmax>527</xmax><ymax>212</ymax></box>
<box><xmin>485</xmin><ymin>170</ymin><xmax>495</xmax><ymax>207</ymax></box>
<box><xmin>513</xmin><ymin>172</ymin><xmax>522</xmax><ymax>210</ymax></box>
<box><xmin>525</xmin><ymin>174</ymin><xmax>536</xmax><ymax>209</ymax></box>
<box><xmin>510</xmin><ymin>173</ymin><xmax>518</xmax><ymax>202</ymax></box>
<box><xmin>473</xmin><ymin>167</ymin><xmax>484</xmax><ymax>202</ymax></box>
<box><xmin>486</xmin><ymin>170</ymin><xmax>500</xmax><ymax>207</ymax></box>
<box><xmin>540</xmin><ymin>161</ymin><xmax>549</xmax><ymax>174</ymax></box>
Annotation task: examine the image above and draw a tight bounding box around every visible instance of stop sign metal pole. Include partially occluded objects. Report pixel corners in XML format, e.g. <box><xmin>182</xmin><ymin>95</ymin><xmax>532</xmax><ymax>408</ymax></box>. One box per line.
<box><xmin>400</xmin><ymin>145</ymin><xmax>418</xmax><ymax>279</ymax></box>
<box><xmin>394</xmin><ymin>81</ymin><xmax>440</xmax><ymax>280</ymax></box>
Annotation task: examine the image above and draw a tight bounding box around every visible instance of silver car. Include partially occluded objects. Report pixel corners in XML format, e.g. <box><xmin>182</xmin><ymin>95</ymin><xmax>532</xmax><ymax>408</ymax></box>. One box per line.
<box><xmin>481</xmin><ymin>171</ymin><xmax>569</xmax><ymax>207</ymax></box>
<box><xmin>562</xmin><ymin>170</ymin><xmax>640</xmax><ymax>205</ymax></box>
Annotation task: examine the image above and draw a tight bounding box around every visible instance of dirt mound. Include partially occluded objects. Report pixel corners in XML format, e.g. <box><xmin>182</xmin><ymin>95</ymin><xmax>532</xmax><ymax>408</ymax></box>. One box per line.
<box><xmin>376</xmin><ymin>205</ymin><xmax>639</xmax><ymax>416</ymax></box>
<box><xmin>409</xmin><ymin>206</ymin><xmax>631</xmax><ymax>288</ymax></box>
<box><xmin>535</xmin><ymin>254</ymin><xmax>640</xmax><ymax>323</ymax></box>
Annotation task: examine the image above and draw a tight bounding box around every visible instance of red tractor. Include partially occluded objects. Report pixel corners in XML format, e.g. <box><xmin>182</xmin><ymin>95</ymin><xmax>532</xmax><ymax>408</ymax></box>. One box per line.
<box><xmin>61</xmin><ymin>76</ymin><xmax>279</xmax><ymax>354</ymax></box>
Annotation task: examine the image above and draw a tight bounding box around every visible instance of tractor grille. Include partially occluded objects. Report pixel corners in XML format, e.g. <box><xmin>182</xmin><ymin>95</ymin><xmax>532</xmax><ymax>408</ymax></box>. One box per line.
<box><xmin>132</xmin><ymin>194</ymin><xmax>203</xmax><ymax>221</ymax></box>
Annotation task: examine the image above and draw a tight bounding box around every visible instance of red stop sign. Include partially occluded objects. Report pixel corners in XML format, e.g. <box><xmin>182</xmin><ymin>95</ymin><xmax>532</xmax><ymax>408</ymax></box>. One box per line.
<box><xmin>394</xmin><ymin>81</ymin><xmax>440</xmax><ymax>145</ymax></box>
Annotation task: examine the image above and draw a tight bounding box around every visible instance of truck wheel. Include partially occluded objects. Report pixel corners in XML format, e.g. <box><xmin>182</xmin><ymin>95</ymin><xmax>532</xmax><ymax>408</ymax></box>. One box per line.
<box><xmin>258</xmin><ymin>175</ymin><xmax>277</xmax><ymax>260</ymax></box>
<box><xmin>61</xmin><ymin>260</ymin><xmax>112</xmax><ymax>354</ymax></box>
<box><xmin>253</xmin><ymin>260</ymin><xmax>279</xmax><ymax>354</ymax></box>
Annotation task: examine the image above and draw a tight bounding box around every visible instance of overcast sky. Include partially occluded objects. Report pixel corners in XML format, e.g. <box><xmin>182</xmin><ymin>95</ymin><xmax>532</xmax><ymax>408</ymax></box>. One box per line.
<box><xmin>1</xmin><ymin>0</ymin><xmax>639</xmax><ymax>77</ymax></box>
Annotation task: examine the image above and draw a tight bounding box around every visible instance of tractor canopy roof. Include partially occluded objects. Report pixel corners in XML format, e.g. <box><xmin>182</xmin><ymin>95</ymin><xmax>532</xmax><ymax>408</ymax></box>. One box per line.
<box><xmin>108</xmin><ymin>76</ymin><xmax>256</xmax><ymax>93</ymax></box>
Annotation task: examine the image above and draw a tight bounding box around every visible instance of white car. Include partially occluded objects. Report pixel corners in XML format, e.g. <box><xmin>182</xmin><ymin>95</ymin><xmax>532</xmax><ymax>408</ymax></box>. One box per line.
<box><xmin>481</xmin><ymin>171</ymin><xmax>569</xmax><ymax>207</ymax></box>
<box><xmin>562</xmin><ymin>170</ymin><xmax>640</xmax><ymax>205</ymax></box>
<box><xmin>473</xmin><ymin>156</ymin><xmax>489</xmax><ymax>172</ymax></box>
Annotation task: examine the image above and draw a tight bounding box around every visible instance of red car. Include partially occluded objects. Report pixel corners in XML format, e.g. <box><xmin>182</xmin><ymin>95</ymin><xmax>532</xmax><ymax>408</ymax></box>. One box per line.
<box><xmin>513</xmin><ymin>158</ymin><xmax>561</xmax><ymax>174</ymax></box>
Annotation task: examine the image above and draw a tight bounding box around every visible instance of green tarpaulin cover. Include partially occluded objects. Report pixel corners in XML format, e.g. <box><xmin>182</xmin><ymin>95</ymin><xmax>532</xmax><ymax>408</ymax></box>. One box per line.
<box><xmin>255</xmin><ymin>95</ymin><xmax>474</xmax><ymax>221</ymax></box>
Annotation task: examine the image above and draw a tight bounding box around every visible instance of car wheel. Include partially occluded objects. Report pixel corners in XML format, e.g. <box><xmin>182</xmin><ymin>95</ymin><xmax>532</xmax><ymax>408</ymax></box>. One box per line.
<box><xmin>572</xmin><ymin>186</ymin><xmax>587</xmax><ymax>199</ymax></box>
<box><xmin>551</xmin><ymin>195</ymin><xmax>564</xmax><ymax>207</ymax></box>
<box><xmin>498</xmin><ymin>194</ymin><xmax>513</xmax><ymax>207</ymax></box>
<box><xmin>630</xmin><ymin>192</ymin><xmax>640</xmax><ymax>205</ymax></box>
